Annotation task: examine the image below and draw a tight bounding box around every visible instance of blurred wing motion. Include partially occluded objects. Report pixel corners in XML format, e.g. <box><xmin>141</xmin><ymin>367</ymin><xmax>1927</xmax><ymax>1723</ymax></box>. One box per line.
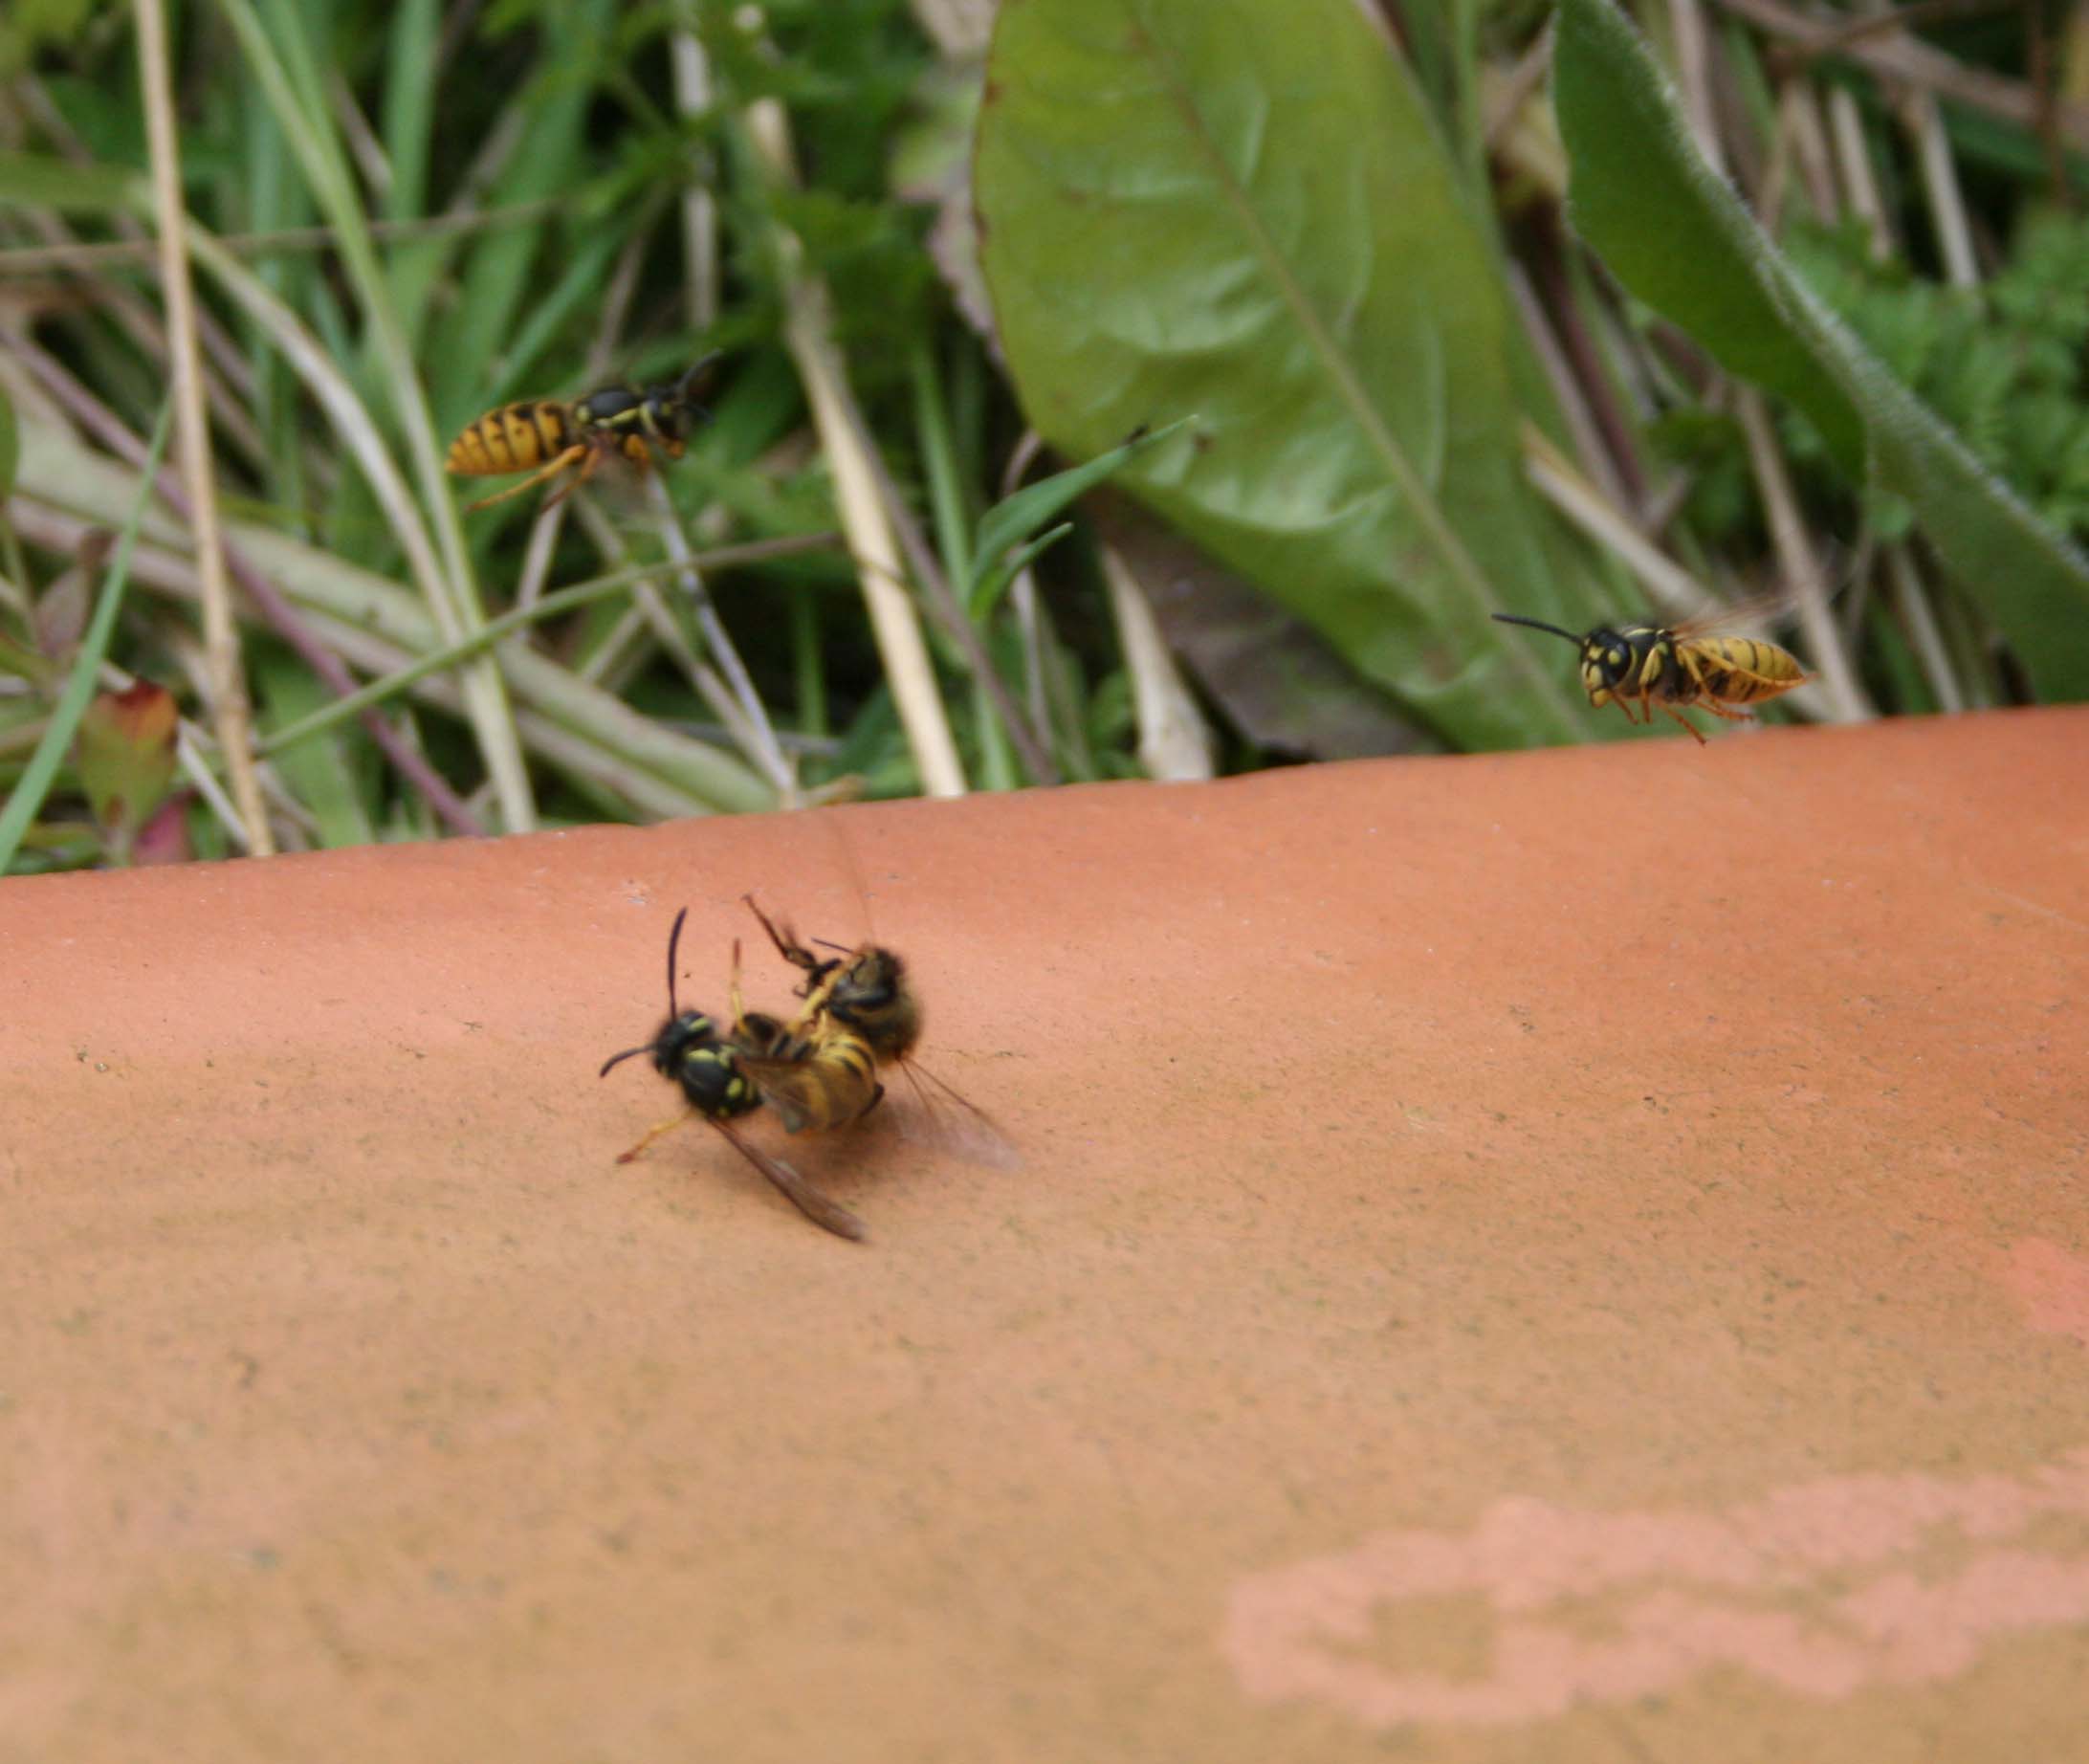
<box><xmin>1666</xmin><ymin>586</ymin><xmax>1801</xmax><ymax>641</ymax></box>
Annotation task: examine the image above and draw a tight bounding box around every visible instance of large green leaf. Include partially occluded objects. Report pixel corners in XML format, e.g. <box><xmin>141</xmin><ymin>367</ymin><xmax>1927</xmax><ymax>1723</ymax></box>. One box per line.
<box><xmin>974</xmin><ymin>0</ymin><xmax>1610</xmax><ymax>747</ymax></box>
<box><xmin>1556</xmin><ymin>0</ymin><xmax>2089</xmax><ymax>698</ymax></box>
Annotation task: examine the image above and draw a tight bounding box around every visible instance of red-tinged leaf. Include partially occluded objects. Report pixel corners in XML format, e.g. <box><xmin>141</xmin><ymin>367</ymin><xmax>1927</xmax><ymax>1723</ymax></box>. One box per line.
<box><xmin>130</xmin><ymin>791</ymin><xmax>194</xmax><ymax>866</ymax></box>
<box><xmin>76</xmin><ymin>680</ymin><xmax>179</xmax><ymax>842</ymax></box>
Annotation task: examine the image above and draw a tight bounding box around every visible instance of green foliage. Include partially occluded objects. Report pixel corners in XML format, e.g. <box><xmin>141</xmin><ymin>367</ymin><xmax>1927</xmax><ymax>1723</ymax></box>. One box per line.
<box><xmin>1556</xmin><ymin>0</ymin><xmax>2089</xmax><ymax>699</ymax></box>
<box><xmin>976</xmin><ymin>0</ymin><xmax>1611</xmax><ymax>750</ymax></box>
<box><xmin>1785</xmin><ymin>212</ymin><xmax>2089</xmax><ymax>544</ymax></box>
<box><xmin>3</xmin><ymin>0</ymin><xmax>2081</xmax><ymax>870</ymax></box>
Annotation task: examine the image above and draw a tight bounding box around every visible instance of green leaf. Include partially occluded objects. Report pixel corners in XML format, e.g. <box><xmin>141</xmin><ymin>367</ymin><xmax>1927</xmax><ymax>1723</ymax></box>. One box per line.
<box><xmin>974</xmin><ymin>0</ymin><xmax>1600</xmax><ymax>747</ymax></box>
<box><xmin>1555</xmin><ymin>0</ymin><xmax>2089</xmax><ymax>698</ymax></box>
<box><xmin>76</xmin><ymin>681</ymin><xmax>180</xmax><ymax>848</ymax></box>
<box><xmin>969</xmin><ymin>418</ymin><xmax>1185</xmax><ymax>603</ymax></box>
<box><xmin>972</xmin><ymin>522</ymin><xmax>1075</xmax><ymax>621</ymax></box>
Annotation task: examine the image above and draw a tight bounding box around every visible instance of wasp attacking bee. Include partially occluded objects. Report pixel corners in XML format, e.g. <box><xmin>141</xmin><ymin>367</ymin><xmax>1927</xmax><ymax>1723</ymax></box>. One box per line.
<box><xmin>446</xmin><ymin>355</ymin><xmax>718</xmax><ymax>514</ymax></box>
<box><xmin>599</xmin><ymin>905</ymin><xmax>868</xmax><ymax>1243</ymax></box>
<box><xmin>741</xmin><ymin>893</ymin><xmax>1016</xmax><ymax>1169</ymax></box>
<box><xmin>1491</xmin><ymin>601</ymin><xmax>1813</xmax><ymax>743</ymax></box>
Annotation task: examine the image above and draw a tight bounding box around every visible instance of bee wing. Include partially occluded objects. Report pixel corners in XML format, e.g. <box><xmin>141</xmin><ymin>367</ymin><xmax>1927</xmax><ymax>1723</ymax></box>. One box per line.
<box><xmin>892</xmin><ymin>1058</ymin><xmax>1022</xmax><ymax>1171</ymax></box>
<box><xmin>708</xmin><ymin>1117</ymin><xmax>866</xmax><ymax>1242</ymax></box>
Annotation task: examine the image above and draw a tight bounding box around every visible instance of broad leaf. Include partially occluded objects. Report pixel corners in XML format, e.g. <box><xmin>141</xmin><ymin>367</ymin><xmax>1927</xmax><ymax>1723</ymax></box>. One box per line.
<box><xmin>975</xmin><ymin>0</ymin><xmax>1609</xmax><ymax>747</ymax></box>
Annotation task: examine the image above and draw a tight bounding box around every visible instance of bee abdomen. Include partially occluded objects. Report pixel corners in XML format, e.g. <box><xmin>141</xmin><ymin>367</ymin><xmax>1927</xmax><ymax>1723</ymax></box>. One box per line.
<box><xmin>445</xmin><ymin>402</ymin><xmax>574</xmax><ymax>476</ymax></box>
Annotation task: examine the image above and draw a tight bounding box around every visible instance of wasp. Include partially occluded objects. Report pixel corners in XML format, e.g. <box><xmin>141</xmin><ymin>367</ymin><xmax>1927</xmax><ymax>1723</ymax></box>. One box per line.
<box><xmin>446</xmin><ymin>356</ymin><xmax>718</xmax><ymax>514</ymax></box>
<box><xmin>742</xmin><ymin>893</ymin><xmax>1016</xmax><ymax>1168</ymax></box>
<box><xmin>1491</xmin><ymin>601</ymin><xmax>1812</xmax><ymax>743</ymax></box>
<box><xmin>599</xmin><ymin>905</ymin><xmax>867</xmax><ymax>1242</ymax></box>
<box><xmin>725</xmin><ymin>942</ymin><xmax>887</xmax><ymax>1136</ymax></box>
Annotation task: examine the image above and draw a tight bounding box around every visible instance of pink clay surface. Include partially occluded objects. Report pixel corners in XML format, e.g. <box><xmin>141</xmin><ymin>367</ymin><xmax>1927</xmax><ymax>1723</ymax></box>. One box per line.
<box><xmin>3</xmin><ymin>708</ymin><xmax>2086</xmax><ymax>1761</ymax></box>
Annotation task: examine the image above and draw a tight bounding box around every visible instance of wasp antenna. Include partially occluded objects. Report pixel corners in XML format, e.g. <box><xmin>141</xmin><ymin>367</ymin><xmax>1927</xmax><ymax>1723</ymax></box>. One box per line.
<box><xmin>812</xmin><ymin>937</ymin><xmax>852</xmax><ymax>956</ymax></box>
<box><xmin>1491</xmin><ymin>612</ymin><xmax>1584</xmax><ymax>644</ymax></box>
<box><xmin>599</xmin><ymin>1045</ymin><xmax>652</xmax><ymax>1078</ymax></box>
<box><xmin>666</xmin><ymin>906</ymin><xmax>690</xmax><ymax>1018</ymax></box>
<box><xmin>678</xmin><ymin>353</ymin><xmax>722</xmax><ymax>403</ymax></box>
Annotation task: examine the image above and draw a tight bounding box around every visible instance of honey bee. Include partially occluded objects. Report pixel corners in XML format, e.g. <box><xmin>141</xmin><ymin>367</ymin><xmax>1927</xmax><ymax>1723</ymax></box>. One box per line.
<box><xmin>741</xmin><ymin>893</ymin><xmax>1015</xmax><ymax>1167</ymax></box>
<box><xmin>599</xmin><ymin>906</ymin><xmax>866</xmax><ymax>1242</ymax></box>
<box><xmin>1491</xmin><ymin>601</ymin><xmax>1812</xmax><ymax>743</ymax></box>
<box><xmin>446</xmin><ymin>355</ymin><xmax>718</xmax><ymax>514</ymax></box>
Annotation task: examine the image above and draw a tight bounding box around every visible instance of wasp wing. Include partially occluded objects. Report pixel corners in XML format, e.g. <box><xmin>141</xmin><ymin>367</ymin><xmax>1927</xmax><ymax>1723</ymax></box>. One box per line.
<box><xmin>707</xmin><ymin>1117</ymin><xmax>866</xmax><ymax>1242</ymax></box>
<box><xmin>891</xmin><ymin>1057</ymin><xmax>1022</xmax><ymax>1170</ymax></box>
<box><xmin>1665</xmin><ymin>586</ymin><xmax>1805</xmax><ymax>642</ymax></box>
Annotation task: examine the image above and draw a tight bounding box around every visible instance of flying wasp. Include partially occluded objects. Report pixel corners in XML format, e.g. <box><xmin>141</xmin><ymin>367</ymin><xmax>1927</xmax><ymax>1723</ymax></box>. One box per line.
<box><xmin>599</xmin><ymin>906</ymin><xmax>866</xmax><ymax>1243</ymax></box>
<box><xmin>1491</xmin><ymin>601</ymin><xmax>1812</xmax><ymax>743</ymax></box>
<box><xmin>742</xmin><ymin>893</ymin><xmax>1016</xmax><ymax>1168</ymax></box>
<box><xmin>446</xmin><ymin>355</ymin><xmax>718</xmax><ymax>514</ymax></box>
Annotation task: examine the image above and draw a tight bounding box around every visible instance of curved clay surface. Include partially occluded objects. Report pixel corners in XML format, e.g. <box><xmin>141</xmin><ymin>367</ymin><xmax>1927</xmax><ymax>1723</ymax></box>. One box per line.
<box><xmin>4</xmin><ymin>709</ymin><xmax>2087</xmax><ymax>1761</ymax></box>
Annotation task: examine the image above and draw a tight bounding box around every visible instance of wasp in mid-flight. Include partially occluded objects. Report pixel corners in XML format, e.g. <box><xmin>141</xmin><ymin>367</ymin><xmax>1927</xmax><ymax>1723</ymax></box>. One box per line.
<box><xmin>447</xmin><ymin>356</ymin><xmax>718</xmax><ymax>514</ymax></box>
<box><xmin>742</xmin><ymin>893</ymin><xmax>1015</xmax><ymax>1168</ymax></box>
<box><xmin>600</xmin><ymin>905</ymin><xmax>866</xmax><ymax>1242</ymax></box>
<box><xmin>1491</xmin><ymin>600</ymin><xmax>1812</xmax><ymax>743</ymax></box>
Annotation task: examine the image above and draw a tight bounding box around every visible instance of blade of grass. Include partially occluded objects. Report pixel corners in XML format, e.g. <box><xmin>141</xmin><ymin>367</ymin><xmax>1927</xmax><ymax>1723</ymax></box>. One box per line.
<box><xmin>260</xmin><ymin>535</ymin><xmax>835</xmax><ymax>758</ymax></box>
<box><xmin>740</xmin><ymin>88</ymin><xmax>967</xmax><ymax>798</ymax></box>
<box><xmin>6</xmin><ymin>328</ymin><xmax>486</xmax><ymax>835</ymax></box>
<box><xmin>137</xmin><ymin>0</ymin><xmax>275</xmax><ymax>854</ymax></box>
<box><xmin>0</xmin><ymin>396</ymin><xmax>173</xmax><ymax>873</ymax></box>
<box><xmin>217</xmin><ymin>0</ymin><xmax>535</xmax><ymax>830</ymax></box>
<box><xmin>12</xmin><ymin>427</ymin><xmax>775</xmax><ymax>814</ymax></box>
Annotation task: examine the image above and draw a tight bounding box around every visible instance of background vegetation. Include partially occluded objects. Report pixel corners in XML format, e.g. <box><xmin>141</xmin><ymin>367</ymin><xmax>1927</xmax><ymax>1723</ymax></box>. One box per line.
<box><xmin>1</xmin><ymin>0</ymin><xmax>2086</xmax><ymax>869</ymax></box>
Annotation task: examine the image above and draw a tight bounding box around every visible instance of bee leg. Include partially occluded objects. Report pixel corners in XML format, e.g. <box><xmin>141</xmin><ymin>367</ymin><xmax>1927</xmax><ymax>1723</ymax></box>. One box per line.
<box><xmin>463</xmin><ymin>445</ymin><xmax>587</xmax><ymax>512</ymax></box>
<box><xmin>862</xmin><ymin>1080</ymin><xmax>888</xmax><ymax>1121</ymax></box>
<box><xmin>1701</xmin><ymin>699</ymin><xmax>1756</xmax><ymax>723</ymax></box>
<box><xmin>615</xmin><ymin>1107</ymin><xmax>698</xmax><ymax>1165</ymax></box>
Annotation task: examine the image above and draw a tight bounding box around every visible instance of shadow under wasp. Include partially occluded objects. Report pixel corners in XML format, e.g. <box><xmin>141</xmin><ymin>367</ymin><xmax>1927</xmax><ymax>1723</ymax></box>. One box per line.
<box><xmin>1491</xmin><ymin>596</ymin><xmax>1813</xmax><ymax>743</ymax></box>
<box><xmin>446</xmin><ymin>356</ymin><xmax>719</xmax><ymax>515</ymax></box>
<box><xmin>598</xmin><ymin>906</ymin><xmax>869</xmax><ymax>1243</ymax></box>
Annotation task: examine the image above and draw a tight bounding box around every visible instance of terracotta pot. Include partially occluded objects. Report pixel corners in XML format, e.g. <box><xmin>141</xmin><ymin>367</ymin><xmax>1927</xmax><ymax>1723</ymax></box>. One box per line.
<box><xmin>6</xmin><ymin>709</ymin><xmax>2087</xmax><ymax>1759</ymax></box>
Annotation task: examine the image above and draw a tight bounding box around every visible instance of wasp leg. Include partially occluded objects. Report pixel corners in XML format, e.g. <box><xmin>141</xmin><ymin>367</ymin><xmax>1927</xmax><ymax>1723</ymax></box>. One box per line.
<box><xmin>727</xmin><ymin>937</ymin><xmax>755</xmax><ymax>1040</ymax></box>
<box><xmin>1655</xmin><ymin>700</ymin><xmax>1709</xmax><ymax>744</ymax></box>
<box><xmin>537</xmin><ymin>437</ymin><xmax>606</xmax><ymax>513</ymax></box>
<box><xmin>615</xmin><ymin>1107</ymin><xmax>697</xmax><ymax>1165</ymax></box>
<box><xmin>463</xmin><ymin>444</ymin><xmax>587</xmax><ymax>512</ymax></box>
<box><xmin>1669</xmin><ymin>645</ymin><xmax>1753</xmax><ymax>732</ymax></box>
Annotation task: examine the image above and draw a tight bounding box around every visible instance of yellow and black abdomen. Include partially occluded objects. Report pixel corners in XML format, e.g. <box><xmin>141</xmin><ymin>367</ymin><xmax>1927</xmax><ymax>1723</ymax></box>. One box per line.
<box><xmin>1675</xmin><ymin>635</ymin><xmax>1809</xmax><ymax>706</ymax></box>
<box><xmin>445</xmin><ymin>401</ymin><xmax>577</xmax><ymax>477</ymax></box>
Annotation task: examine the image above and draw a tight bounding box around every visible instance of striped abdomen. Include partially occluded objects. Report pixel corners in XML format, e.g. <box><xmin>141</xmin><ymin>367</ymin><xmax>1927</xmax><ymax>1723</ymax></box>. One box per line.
<box><xmin>445</xmin><ymin>401</ymin><xmax>578</xmax><ymax>477</ymax></box>
<box><xmin>1675</xmin><ymin>636</ymin><xmax>1810</xmax><ymax>706</ymax></box>
<box><xmin>742</xmin><ymin>1025</ymin><xmax>882</xmax><ymax>1134</ymax></box>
